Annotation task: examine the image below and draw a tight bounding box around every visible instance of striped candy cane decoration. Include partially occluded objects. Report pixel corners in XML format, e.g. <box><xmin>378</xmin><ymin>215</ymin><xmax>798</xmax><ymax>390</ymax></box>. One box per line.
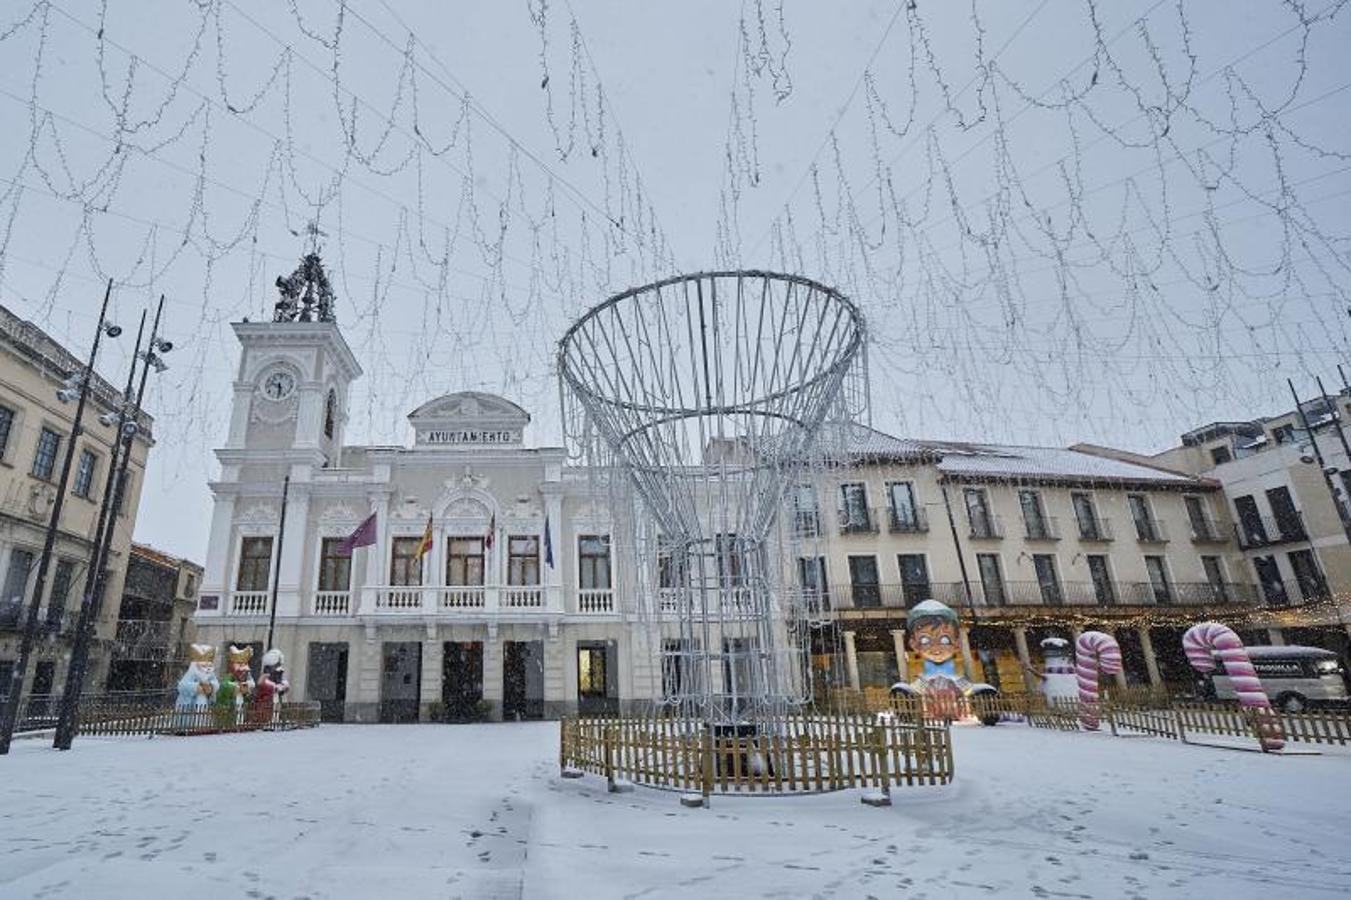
<box><xmin>1074</xmin><ymin>631</ymin><xmax>1122</xmax><ymax>731</ymax></box>
<box><xmin>1182</xmin><ymin>622</ymin><xmax>1285</xmax><ymax>752</ymax></box>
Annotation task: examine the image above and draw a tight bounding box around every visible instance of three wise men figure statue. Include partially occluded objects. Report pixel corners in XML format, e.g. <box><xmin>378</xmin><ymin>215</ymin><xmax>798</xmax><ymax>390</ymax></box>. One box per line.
<box><xmin>214</xmin><ymin>645</ymin><xmax>256</xmax><ymax>727</ymax></box>
<box><xmin>175</xmin><ymin>644</ymin><xmax>220</xmax><ymax>728</ymax></box>
<box><xmin>250</xmin><ymin>649</ymin><xmax>291</xmax><ymax>725</ymax></box>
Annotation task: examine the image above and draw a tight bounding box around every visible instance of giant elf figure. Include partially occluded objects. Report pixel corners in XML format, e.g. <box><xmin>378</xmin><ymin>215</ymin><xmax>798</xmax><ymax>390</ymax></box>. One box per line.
<box><xmin>215</xmin><ymin>645</ymin><xmax>256</xmax><ymax>726</ymax></box>
<box><xmin>891</xmin><ymin>599</ymin><xmax>1000</xmax><ymax>723</ymax></box>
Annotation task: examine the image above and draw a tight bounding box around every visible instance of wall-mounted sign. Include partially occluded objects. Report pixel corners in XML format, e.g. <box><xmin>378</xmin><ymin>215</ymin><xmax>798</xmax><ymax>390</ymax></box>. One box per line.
<box><xmin>198</xmin><ymin>594</ymin><xmax>220</xmax><ymax>611</ymax></box>
<box><xmin>419</xmin><ymin>429</ymin><xmax>522</xmax><ymax>446</ymax></box>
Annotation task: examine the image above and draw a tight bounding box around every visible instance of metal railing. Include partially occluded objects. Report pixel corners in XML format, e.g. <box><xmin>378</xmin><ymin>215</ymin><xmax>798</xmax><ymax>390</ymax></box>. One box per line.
<box><xmin>1188</xmin><ymin>517</ymin><xmax>1229</xmax><ymax>543</ymax></box>
<box><xmin>967</xmin><ymin>512</ymin><xmax>1003</xmax><ymax>539</ymax></box>
<box><xmin>111</xmin><ymin>619</ymin><xmax>174</xmax><ymax>659</ymax></box>
<box><xmin>838</xmin><ymin>507</ymin><xmax>880</xmax><ymax>535</ymax></box>
<box><xmin>790</xmin><ymin>509</ymin><xmax>821</xmax><ymax>537</ymax></box>
<box><xmin>1234</xmin><ymin>513</ymin><xmax>1308</xmax><ymax>550</ymax></box>
<box><xmin>1075</xmin><ymin>514</ymin><xmax>1113</xmax><ymax>541</ymax></box>
<box><xmin>1022</xmin><ymin>515</ymin><xmax>1061</xmax><ymax>541</ymax></box>
<box><xmin>828</xmin><ymin>579</ymin><xmax>1259</xmax><ymax>610</ymax></box>
<box><xmin>1133</xmin><ymin>518</ymin><xmax>1168</xmax><ymax>543</ymax></box>
<box><xmin>887</xmin><ymin>507</ymin><xmax>929</xmax><ymax>534</ymax></box>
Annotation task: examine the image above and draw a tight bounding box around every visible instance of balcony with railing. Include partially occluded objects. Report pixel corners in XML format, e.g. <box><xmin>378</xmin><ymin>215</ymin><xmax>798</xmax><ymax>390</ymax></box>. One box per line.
<box><xmin>790</xmin><ymin>509</ymin><xmax>822</xmax><ymax>537</ymax></box>
<box><xmin>1022</xmin><ymin>515</ymin><xmax>1061</xmax><ymax>541</ymax></box>
<box><xmin>887</xmin><ymin>506</ymin><xmax>929</xmax><ymax>534</ymax></box>
<box><xmin>1234</xmin><ymin>513</ymin><xmax>1308</xmax><ymax>550</ymax></box>
<box><xmin>1075</xmin><ymin>514</ymin><xmax>1114</xmax><ymax>542</ymax></box>
<box><xmin>576</xmin><ymin>588</ymin><xmax>615</xmax><ymax>614</ymax></box>
<box><xmin>1188</xmin><ymin>515</ymin><xmax>1230</xmax><ymax>544</ymax></box>
<box><xmin>112</xmin><ymin>619</ymin><xmax>173</xmax><ymax>659</ymax></box>
<box><xmin>838</xmin><ymin>507</ymin><xmax>880</xmax><ymax>536</ymax></box>
<box><xmin>1133</xmin><ymin>518</ymin><xmax>1168</xmax><ymax>543</ymax></box>
<box><xmin>229</xmin><ymin>591</ymin><xmax>270</xmax><ymax>615</ymax></box>
<box><xmin>968</xmin><ymin>511</ymin><xmax>1004</xmax><ymax>540</ymax></box>
<box><xmin>312</xmin><ymin>590</ymin><xmax>352</xmax><ymax>616</ymax></box>
<box><xmin>827</xmin><ymin>578</ymin><xmax>1258</xmax><ymax>612</ymax></box>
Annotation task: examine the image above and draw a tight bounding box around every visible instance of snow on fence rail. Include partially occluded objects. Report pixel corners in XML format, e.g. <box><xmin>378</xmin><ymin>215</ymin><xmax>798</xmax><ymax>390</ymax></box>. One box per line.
<box><xmin>74</xmin><ymin>700</ymin><xmax>321</xmax><ymax>738</ymax></box>
<box><xmin>826</xmin><ymin>687</ymin><xmax>1351</xmax><ymax>750</ymax></box>
<box><xmin>559</xmin><ymin>714</ymin><xmax>953</xmax><ymax>797</ymax></box>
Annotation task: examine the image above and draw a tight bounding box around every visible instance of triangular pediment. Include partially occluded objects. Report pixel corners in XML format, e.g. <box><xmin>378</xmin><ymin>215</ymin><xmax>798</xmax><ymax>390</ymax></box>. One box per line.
<box><xmin>407</xmin><ymin>391</ymin><xmax>530</xmax><ymax>448</ymax></box>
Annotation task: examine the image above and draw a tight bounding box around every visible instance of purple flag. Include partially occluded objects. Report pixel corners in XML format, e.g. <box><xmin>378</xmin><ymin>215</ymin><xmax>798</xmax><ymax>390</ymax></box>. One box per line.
<box><xmin>338</xmin><ymin>512</ymin><xmax>377</xmax><ymax>556</ymax></box>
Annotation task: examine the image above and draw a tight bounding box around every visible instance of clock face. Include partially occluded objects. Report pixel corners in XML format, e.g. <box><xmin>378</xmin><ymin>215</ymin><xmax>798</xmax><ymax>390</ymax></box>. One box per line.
<box><xmin>262</xmin><ymin>370</ymin><xmax>296</xmax><ymax>401</ymax></box>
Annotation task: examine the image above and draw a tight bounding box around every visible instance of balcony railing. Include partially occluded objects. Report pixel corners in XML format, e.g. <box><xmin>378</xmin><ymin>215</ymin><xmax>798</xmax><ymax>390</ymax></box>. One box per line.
<box><xmin>1188</xmin><ymin>517</ymin><xmax>1229</xmax><ymax>543</ymax></box>
<box><xmin>1023</xmin><ymin>516</ymin><xmax>1061</xmax><ymax>541</ymax></box>
<box><xmin>1256</xmin><ymin>577</ymin><xmax>1332</xmax><ymax>607</ymax></box>
<box><xmin>838</xmin><ymin>507</ymin><xmax>880</xmax><ymax>535</ymax></box>
<box><xmin>790</xmin><ymin>509</ymin><xmax>821</xmax><ymax>537</ymax></box>
<box><xmin>577</xmin><ymin>589</ymin><xmax>615</xmax><ymax>614</ymax></box>
<box><xmin>112</xmin><ymin>619</ymin><xmax>173</xmax><ymax>659</ymax></box>
<box><xmin>827</xmin><ymin>579</ymin><xmax>1259</xmax><ymax>610</ymax></box>
<box><xmin>229</xmin><ymin>591</ymin><xmax>270</xmax><ymax>615</ymax></box>
<box><xmin>312</xmin><ymin>590</ymin><xmax>351</xmax><ymax>616</ymax></box>
<box><xmin>968</xmin><ymin>512</ymin><xmax>1003</xmax><ymax>540</ymax></box>
<box><xmin>1234</xmin><ymin>513</ymin><xmax>1308</xmax><ymax>550</ymax></box>
<box><xmin>1075</xmin><ymin>515</ymin><xmax>1114</xmax><ymax>542</ymax></box>
<box><xmin>502</xmin><ymin>586</ymin><xmax>544</xmax><ymax>609</ymax></box>
<box><xmin>438</xmin><ymin>585</ymin><xmax>487</xmax><ymax>610</ymax></box>
<box><xmin>0</xmin><ymin>601</ymin><xmax>81</xmax><ymax>635</ymax></box>
<box><xmin>1133</xmin><ymin>518</ymin><xmax>1168</xmax><ymax>543</ymax></box>
<box><xmin>887</xmin><ymin>507</ymin><xmax>929</xmax><ymax>534</ymax></box>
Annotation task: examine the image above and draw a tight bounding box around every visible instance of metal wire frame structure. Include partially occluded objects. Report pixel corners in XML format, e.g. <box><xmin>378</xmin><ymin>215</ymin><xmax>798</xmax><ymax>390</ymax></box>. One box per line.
<box><xmin>558</xmin><ymin>271</ymin><xmax>866</xmax><ymax>735</ymax></box>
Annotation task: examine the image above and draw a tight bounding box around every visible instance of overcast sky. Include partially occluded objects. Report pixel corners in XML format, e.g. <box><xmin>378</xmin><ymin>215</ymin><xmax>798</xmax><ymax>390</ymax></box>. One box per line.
<box><xmin>0</xmin><ymin>0</ymin><xmax>1347</xmax><ymax>563</ymax></box>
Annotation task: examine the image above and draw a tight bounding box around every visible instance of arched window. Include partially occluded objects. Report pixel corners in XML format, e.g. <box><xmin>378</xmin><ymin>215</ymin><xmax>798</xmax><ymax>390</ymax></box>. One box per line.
<box><xmin>324</xmin><ymin>389</ymin><xmax>337</xmax><ymax>439</ymax></box>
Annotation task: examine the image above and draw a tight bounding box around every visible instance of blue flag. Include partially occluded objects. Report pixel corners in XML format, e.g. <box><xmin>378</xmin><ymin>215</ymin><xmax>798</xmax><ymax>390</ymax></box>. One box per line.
<box><xmin>544</xmin><ymin>514</ymin><xmax>554</xmax><ymax>569</ymax></box>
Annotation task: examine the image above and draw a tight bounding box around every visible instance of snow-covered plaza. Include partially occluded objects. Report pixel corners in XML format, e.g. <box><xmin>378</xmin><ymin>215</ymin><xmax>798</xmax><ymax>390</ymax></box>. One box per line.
<box><xmin>2</xmin><ymin>723</ymin><xmax>1349</xmax><ymax>899</ymax></box>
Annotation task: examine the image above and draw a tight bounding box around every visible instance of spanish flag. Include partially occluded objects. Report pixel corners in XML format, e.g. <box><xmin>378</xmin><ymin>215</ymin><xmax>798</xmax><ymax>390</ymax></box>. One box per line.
<box><xmin>415</xmin><ymin>514</ymin><xmax>433</xmax><ymax>559</ymax></box>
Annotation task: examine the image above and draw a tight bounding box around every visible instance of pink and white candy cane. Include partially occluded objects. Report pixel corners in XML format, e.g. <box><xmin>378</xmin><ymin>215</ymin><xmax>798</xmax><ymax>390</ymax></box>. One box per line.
<box><xmin>1074</xmin><ymin>631</ymin><xmax>1122</xmax><ymax>731</ymax></box>
<box><xmin>1182</xmin><ymin>622</ymin><xmax>1285</xmax><ymax>752</ymax></box>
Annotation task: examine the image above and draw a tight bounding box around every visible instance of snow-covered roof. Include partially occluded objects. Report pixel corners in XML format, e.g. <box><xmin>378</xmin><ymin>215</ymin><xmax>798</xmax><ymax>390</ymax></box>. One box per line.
<box><xmin>829</xmin><ymin>424</ymin><xmax>1204</xmax><ymax>487</ymax></box>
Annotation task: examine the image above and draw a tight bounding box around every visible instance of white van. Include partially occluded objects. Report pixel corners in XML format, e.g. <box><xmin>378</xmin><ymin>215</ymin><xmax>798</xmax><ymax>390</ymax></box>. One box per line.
<box><xmin>1209</xmin><ymin>645</ymin><xmax>1348</xmax><ymax>713</ymax></box>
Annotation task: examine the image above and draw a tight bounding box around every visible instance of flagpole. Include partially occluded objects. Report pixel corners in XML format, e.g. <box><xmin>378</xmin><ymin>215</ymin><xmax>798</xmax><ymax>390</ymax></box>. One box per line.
<box><xmin>267</xmin><ymin>474</ymin><xmax>290</xmax><ymax>650</ymax></box>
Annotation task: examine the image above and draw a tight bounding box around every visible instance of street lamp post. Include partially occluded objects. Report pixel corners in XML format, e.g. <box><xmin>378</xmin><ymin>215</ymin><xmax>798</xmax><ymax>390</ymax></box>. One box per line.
<box><xmin>0</xmin><ymin>280</ymin><xmax>120</xmax><ymax>755</ymax></box>
<box><xmin>53</xmin><ymin>296</ymin><xmax>171</xmax><ymax>750</ymax></box>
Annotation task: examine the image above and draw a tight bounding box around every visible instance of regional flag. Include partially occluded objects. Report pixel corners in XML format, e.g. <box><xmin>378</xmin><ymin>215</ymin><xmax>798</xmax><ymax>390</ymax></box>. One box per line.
<box><xmin>338</xmin><ymin>512</ymin><xmax>377</xmax><ymax>556</ymax></box>
<box><xmin>415</xmin><ymin>514</ymin><xmax>434</xmax><ymax>559</ymax></box>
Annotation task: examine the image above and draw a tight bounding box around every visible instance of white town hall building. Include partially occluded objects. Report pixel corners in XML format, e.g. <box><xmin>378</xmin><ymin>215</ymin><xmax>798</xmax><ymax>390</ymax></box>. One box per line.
<box><xmin>193</xmin><ymin>312</ymin><xmax>650</xmax><ymax>722</ymax></box>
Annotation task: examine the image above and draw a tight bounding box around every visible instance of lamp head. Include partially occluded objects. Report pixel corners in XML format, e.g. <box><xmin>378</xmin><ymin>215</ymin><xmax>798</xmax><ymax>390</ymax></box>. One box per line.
<box><xmin>103</xmin><ymin>323</ymin><xmax>122</xmax><ymax>339</ymax></box>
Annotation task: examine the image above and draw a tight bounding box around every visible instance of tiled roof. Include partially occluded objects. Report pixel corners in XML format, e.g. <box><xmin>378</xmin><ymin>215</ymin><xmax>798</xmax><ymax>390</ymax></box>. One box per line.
<box><xmin>830</xmin><ymin>424</ymin><xmax>1201</xmax><ymax>486</ymax></box>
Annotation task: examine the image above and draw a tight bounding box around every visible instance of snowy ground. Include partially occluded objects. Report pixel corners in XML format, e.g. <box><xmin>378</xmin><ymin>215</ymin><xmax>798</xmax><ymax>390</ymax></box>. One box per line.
<box><xmin>2</xmin><ymin>723</ymin><xmax>1349</xmax><ymax>899</ymax></box>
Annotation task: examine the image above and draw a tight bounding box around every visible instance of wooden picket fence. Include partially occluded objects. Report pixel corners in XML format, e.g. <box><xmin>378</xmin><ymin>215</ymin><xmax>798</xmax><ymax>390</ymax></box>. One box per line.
<box><xmin>559</xmin><ymin>713</ymin><xmax>953</xmax><ymax>797</ymax></box>
<box><xmin>829</xmin><ymin>686</ymin><xmax>1351</xmax><ymax>751</ymax></box>
<box><xmin>76</xmin><ymin>699</ymin><xmax>321</xmax><ymax>738</ymax></box>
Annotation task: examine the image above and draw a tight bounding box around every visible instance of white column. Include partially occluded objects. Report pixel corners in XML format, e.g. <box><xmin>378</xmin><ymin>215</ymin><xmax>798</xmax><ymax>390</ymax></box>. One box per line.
<box><xmin>1138</xmin><ymin>628</ymin><xmax>1163</xmax><ymax>687</ymax></box>
<box><xmin>275</xmin><ymin>482</ymin><xmax>310</xmax><ymax>618</ymax></box>
<box><xmin>1014</xmin><ymin>627</ymin><xmax>1034</xmax><ymax>693</ymax></box>
<box><xmin>200</xmin><ymin>494</ymin><xmax>236</xmax><ymax>618</ymax></box>
<box><xmin>1266</xmin><ymin>628</ymin><xmax>1286</xmax><ymax>646</ymax></box>
<box><xmin>361</xmin><ymin>490</ymin><xmax>392</xmax><ymax>613</ymax></box>
<box><xmin>842</xmin><ymin>630</ymin><xmax>860</xmax><ymax>691</ymax></box>
<box><xmin>890</xmin><ymin>628</ymin><xmax>909</xmax><ymax>682</ymax></box>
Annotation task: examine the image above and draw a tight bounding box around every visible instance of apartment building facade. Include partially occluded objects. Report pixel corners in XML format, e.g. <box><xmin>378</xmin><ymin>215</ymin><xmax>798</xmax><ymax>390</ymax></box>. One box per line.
<box><xmin>0</xmin><ymin>302</ymin><xmax>152</xmax><ymax>704</ymax></box>
<box><xmin>796</xmin><ymin>429</ymin><xmax>1253</xmax><ymax>694</ymax></box>
<box><xmin>106</xmin><ymin>543</ymin><xmax>203</xmax><ymax>691</ymax></box>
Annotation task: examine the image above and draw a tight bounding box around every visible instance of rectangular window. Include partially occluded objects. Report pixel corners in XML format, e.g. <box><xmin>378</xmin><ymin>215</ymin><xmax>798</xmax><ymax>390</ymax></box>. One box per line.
<box><xmin>657</xmin><ymin>536</ymin><xmax>678</xmax><ymax>590</ymax></box>
<box><xmin>839</xmin><ymin>482</ymin><xmax>871</xmax><ymax>532</ymax></box>
<box><xmin>1072</xmin><ymin>492</ymin><xmax>1103</xmax><ymax>540</ymax></box>
<box><xmin>578</xmin><ymin>535</ymin><xmax>611</xmax><ymax>590</ymax></box>
<box><xmin>791</xmin><ymin>484</ymin><xmax>820</xmax><ymax>535</ymax></box>
<box><xmin>976</xmin><ymin>553</ymin><xmax>1005</xmax><ymax>606</ymax></box>
<box><xmin>1201</xmin><ymin>555</ymin><xmax>1229</xmax><ymax>602</ymax></box>
<box><xmin>896</xmin><ymin>554</ymin><xmax>930</xmax><ymax>606</ymax></box>
<box><xmin>1265</xmin><ymin>487</ymin><xmax>1304</xmax><ymax>541</ymax></box>
<box><xmin>1287</xmin><ymin>549</ymin><xmax>1326</xmax><ymax>601</ymax></box>
<box><xmin>45</xmin><ymin>558</ymin><xmax>76</xmax><ymax>626</ymax></box>
<box><xmin>1144</xmin><ymin>555</ymin><xmax>1172</xmax><ymax>604</ymax></box>
<box><xmin>1210</xmin><ymin>445</ymin><xmax>1232</xmax><ymax>466</ymax></box>
<box><xmin>1184</xmin><ymin>495</ymin><xmax>1212</xmax><ymax>540</ymax></box>
<box><xmin>2</xmin><ymin>548</ymin><xmax>35</xmax><ymax>614</ymax></box>
<box><xmin>318</xmin><ymin>538</ymin><xmax>352</xmax><ymax>591</ymax></box>
<box><xmin>1086</xmin><ymin>554</ymin><xmax>1115</xmax><ymax>605</ymax></box>
<box><xmin>0</xmin><ymin>405</ymin><xmax>13</xmax><ymax>457</ymax></box>
<box><xmin>389</xmin><ymin>537</ymin><xmax>423</xmax><ymax>586</ymax></box>
<box><xmin>31</xmin><ymin>427</ymin><xmax>61</xmax><ymax>480</ymax></box>
<box><xmin>1253</xmin><ymin>556</ymin><xmax>1287</xmax><ymax>605</ymax></box>
<box><xmin>0</xmin><ymin>659</ymin><xmax>12</xmax><ymax>701</ymax></box>
<box><xmin>1128</xmin><ymin>494</ymin><xmax>1158</xmax><ymax>541</ymax></box>
<box><xmin>964</xmin><ymin>488</ymin><xmax>996</xmax><ymax>537</ymax></box>
<box><xmin>235</xmin><ymin>537</ymin><xmax>273</xmax><ymax>591</ymax></box>
<box><xmin>507</xmin><ymin>536</ymin><xmax>539</xmax><ymax>586</ymax></box>
<box><xmin>1019</xmin><ymin>490</ymin><xmax>1050</xmax><ymax>539</ymax></box>
<box><xmin>577</xmin><ymin>645</ymin><xmax>608</xmax><ymax>697</ymax></box>
<box><xmin>847</xmin><ymin>555</ymin><xmax>880</xmax><ymax>608</ymax></box>
<box><xmin>445</xmin><ymin>537</ymin><xmax>486</xmax><ymax>586</ymax></box>
<box><xmin>887</xmin><ymin>482</ymin><xmax>921</xmax><ymax>531</ymax></box>
<box><xmin>797</xmin><ymin>556</ymin><xmax>827</xmax><ymax>598</ymax></box>
<box><xmin>662</xmin><ymin>639</ymin><xmax>693</xmax><ymax>698</ymax></box>
<box><xmin>72</xmin><ymin>449</ymin><xmax>97</xmax><ymax>498</ymax></box>
<box><xmin>1271</xmin><ymin>423</ymin><xmax>1296</xmax><ymax>444</ymax></box>
<box><xmin>1032</xmin><ymin>554</ymin><xmax>1061</xmax><ymax>605</ymax></box>
<box><xmin>114</xmin><ymin>470</ymin><xmax>134</xmax><ymax>517</ymax></box>
<box><xmin>1233</xmin><ymin>495</ymin><xmax>1267</xmax><ymax>546</ymax></box>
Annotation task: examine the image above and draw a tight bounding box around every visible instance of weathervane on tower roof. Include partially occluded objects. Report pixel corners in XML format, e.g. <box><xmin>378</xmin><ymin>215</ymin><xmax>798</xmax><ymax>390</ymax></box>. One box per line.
<box><xmin>274</xmin><ymin>211</ymin><xmax>337</xmax><ymax>324</ymax></box>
